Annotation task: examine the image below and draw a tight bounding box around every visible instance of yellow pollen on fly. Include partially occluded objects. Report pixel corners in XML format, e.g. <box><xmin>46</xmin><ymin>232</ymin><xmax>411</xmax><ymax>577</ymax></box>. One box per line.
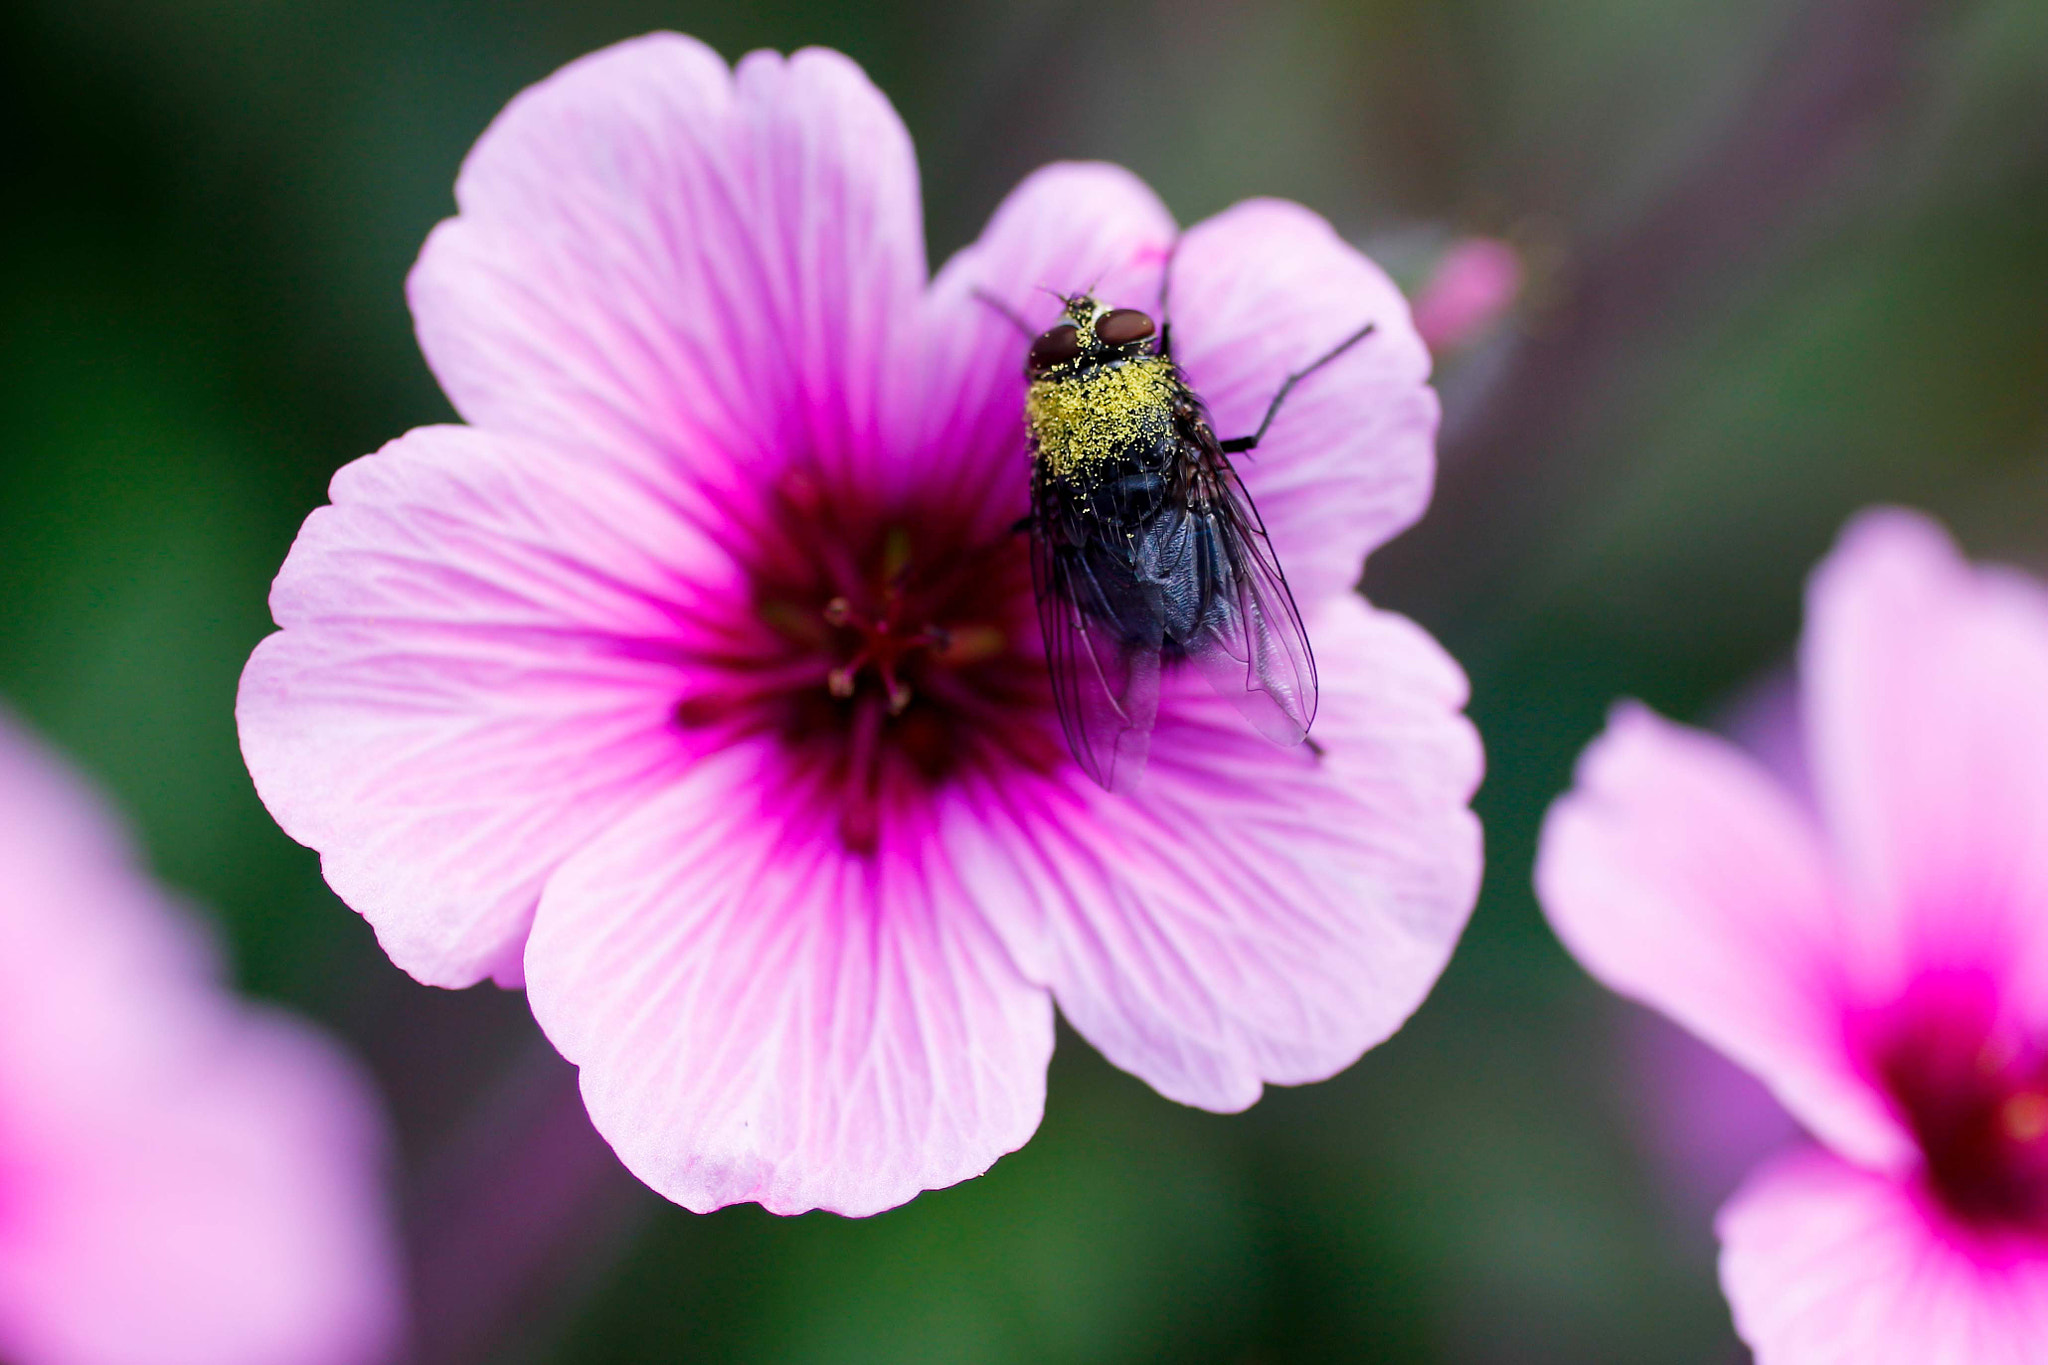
<box><xmin>1025</xmin><ymin>355</ymin><xmax>1177</xmax><ymax>480</ymax></box>
<box><xmin>2000</xmin><ymin>1090</ymin><xmax>2048</xmax><ymax>1145</ymax></box>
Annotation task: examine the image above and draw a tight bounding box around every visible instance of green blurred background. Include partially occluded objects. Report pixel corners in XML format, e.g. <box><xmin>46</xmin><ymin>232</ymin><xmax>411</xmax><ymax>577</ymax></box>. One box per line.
<box><xmin>4</xmin><ymin>0</ymin><xmax>2046</xmax><ymax>1360</ymax></box>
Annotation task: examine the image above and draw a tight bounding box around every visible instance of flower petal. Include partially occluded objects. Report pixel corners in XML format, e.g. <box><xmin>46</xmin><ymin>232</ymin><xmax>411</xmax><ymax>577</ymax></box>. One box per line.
<box><xmin>910</xmin><ymin>161</ymin><xmax>1178</xmax><ymax>537</ymax></box>
<box><xmin>0</xmin><ymin>1014</ymin><xmax>405</xmax><ymax>1365</ymax></box>
<box><xmin>1536</xmin><ymin>703</ymin><xmax>1910</xmax><ymax>1169</ymax></box>
<box><xmin>0</xmin><ymin>714</ymin><xmax>403</xmax><ymax>1365</ymax></box>
<box><xmin>946</xmin><ymin>595</ymin><xmax>1481</xmax><ymax>1110</ymax></box>
<box><xmin>410</xmin><ymin>35</ymin><xmax>926</xmax><ymax>491</ymax></box>
<box><xmin>1803</xmin><ymin>508</ymin><xmax>2048</xmax><ymax>1018</ymax></box>
<box><xmin>0</xmin><ymin>715</ymin><xmax>220</xmax><ymax>1115</ymax></box>
<box><xmin>1165</xmin><ymin>199</ymin><xmax>1438</xmax><ymax>604</ymax></box>
<box><xmin>524</xmin><ymin>746</ymin><xmax>1054</xmax><ymax>1216</ymax></box>
<box><xmin>238</xmin><ymin>425</ymin><xmax>720</xmax><ymax>987</ymax></box>
<box><xmin>1719</xmin><ymin>1147</ymin><xmax>2048</xmax><ymax>1365</ymax></box>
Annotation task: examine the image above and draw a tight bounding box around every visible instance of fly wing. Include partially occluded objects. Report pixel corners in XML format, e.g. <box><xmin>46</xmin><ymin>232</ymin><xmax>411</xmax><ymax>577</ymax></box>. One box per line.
<box><xmin>1179</xmin><ymin>459</ymin><xmax>1319</xmax><ymax>745</ymax></box>
<box><xmin>1030</xmin><ymin>525</ymin><xmax>1163</xmax><ymax>792</ymax></box>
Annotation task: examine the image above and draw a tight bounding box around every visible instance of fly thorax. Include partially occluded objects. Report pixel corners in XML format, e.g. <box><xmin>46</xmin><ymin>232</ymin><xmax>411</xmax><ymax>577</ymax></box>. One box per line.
<box><xmin>1025</xmin><ymin>357</ymin><xmax>1178</xmax><ymax>483</ymax></box>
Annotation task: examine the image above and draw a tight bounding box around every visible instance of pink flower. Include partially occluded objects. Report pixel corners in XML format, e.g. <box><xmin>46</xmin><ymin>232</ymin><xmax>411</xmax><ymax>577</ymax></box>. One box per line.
<box><xmin>237</xmin><ymin>34</ymin><xmax>1483</xmax><ymax>1217</ymax></box>
<box><xmin>1537</xmin><ymin>508</ymin><xmax>2048</xmax><ymax>1363</ymax></box>
<box><xmin>1408</xmin><ymin>236</ymin><xmax>1522</xmax><ymax>353</ymax></box>
<box><xmin>0</xmin><ymin>712</ymin><xmax>402</xmax><ymax>1365</ymax></box>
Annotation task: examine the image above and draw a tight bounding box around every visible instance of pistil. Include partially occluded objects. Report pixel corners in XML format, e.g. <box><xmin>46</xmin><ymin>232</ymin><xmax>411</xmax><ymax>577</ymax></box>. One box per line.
<box><xmin>821</xmin><ymin>593</ymin><xmax>951</xmax><ymax>715</ymax></box>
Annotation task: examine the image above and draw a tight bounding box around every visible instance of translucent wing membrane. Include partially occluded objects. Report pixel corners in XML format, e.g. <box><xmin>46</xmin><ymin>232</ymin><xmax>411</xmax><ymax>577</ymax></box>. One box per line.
<box><xmin>1150</xmin><ymin>461</ymin><xmax>1318</xmax><ymax>744</ymax></box>
<box><xmin>1030</xmin><ymin>528</ymin><xmax>1164</xmax><ymax>792</ymax></box>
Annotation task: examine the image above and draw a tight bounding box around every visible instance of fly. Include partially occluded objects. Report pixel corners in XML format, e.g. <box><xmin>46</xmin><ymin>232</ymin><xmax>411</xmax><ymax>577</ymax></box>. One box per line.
<box><xmin>1013</xmin><ymin>285</ymin><xmax>1374</xmax><ymax>791</ymax></box>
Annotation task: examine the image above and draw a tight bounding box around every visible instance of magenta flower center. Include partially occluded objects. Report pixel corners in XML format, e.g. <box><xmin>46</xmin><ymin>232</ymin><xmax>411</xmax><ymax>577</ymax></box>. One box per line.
<box><xmin>675</xmin><ymin>471</ymin><xmax>1058</xmax><ymax>853</ymax></box>
<box><xmin>1869</xmin><ymin>973</ymin><xmax>2048</xmax><ymax>1236</ymax></box>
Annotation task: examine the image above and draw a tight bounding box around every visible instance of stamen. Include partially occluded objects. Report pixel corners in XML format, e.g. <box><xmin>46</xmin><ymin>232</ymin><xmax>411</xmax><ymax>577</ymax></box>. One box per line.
<box><xmin>881</xmin><ymin>663</ymin><xmax>913</xmax><ymax>715</ymax></box>
<box><xmin>713</xmin><ymin>492</ymin><xmax>1039</xmax><ymax>855</ymax></box>
<box><xmin>881</xmin><ymin>526</ymin><xmax>913</xmax><ymax>584</ymax></box>
<box><xmin>815</xmin><ymin>551</ymin><xmax>968</xmax><ymax>716</ymax></box>
<box><xmin>827</xmin><ymin>649</ymin><xmax>869</xmax><ymax>698</ymax></box>
<box><xmin>935</xmin><ymin>624</ymin><xmax>1005</xmax><ymax>666</ymax></box>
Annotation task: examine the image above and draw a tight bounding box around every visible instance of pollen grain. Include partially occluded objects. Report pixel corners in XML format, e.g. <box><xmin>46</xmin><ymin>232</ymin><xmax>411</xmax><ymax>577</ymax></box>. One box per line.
<box><xmin>1025</xmin><ymin>357</ymin><xmax>1177</xmax><ymax>480</ymax></box>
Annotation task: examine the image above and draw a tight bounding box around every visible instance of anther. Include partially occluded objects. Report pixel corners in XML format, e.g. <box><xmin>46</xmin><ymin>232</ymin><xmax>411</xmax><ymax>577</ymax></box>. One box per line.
<box><xmin>881</xmin><ymin>527</ymin><xmax>914</xmax><ymax>585</ymax></box>
<box><xmin>823</xmin><ymin>597</ymin><xmax>856</xmax><ymax>628</ymax></box>
<box><xmin>2003</xmin><ymin>1091</ymin><xmax>2048</xmax><ymax>1145</ymax></box>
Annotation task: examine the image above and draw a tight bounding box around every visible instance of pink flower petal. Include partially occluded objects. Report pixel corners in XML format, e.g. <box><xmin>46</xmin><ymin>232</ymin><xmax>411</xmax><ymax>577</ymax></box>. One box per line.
<box><xmin>1803</xmin><ymin>508</ymin><xmax>2048</xmax><ymax>1017</ymax></box>
<box><xmin>0</xmin><ymin>720</ymin><xmax>219</xmax><ymax>1118</ymax></box>
<box><xmin>946</xmin><ymin>596</ymin><xmax>1481</xmax><ymax>1111</ymax></box>
<box><xmin>1719</xmin><ymin>1147</ymin><xmax>2048</xmax><ymax>1365</ymax></box>
<box><xmin>0</xmin><ymin>715</ymin><xmax>403</xmax><ymax>1365</ymax></box>
<box><xmin>0</xmin><ymin>1015</ymin><xmax>404</xmax><ymax>1365</ymax></box>
<box><xmin>1165</xmin><ymin>200</ymin><xmax>1438</xmax><ymax>604</ymax></box>
<box><xmin>523</xmin><ymin>746</ymin><xmax>1055</xmax><ymax>1217</ymax></box>
<box><xmin>1535</xmin><ymin>702</ymin><xmax>1911</xmax><ymax>1170</ymax></box>
<box><xmin>912</xmin><ymin>161</ymin><xmax>1177</xmax><ymax>535</ymax></box>
<box><xmin>410</xmin><ymin>35</ymin><xmax>925</xmax><ymax>490</ymax></box>
<box><xmin>238</xmin><ymin>425</ymin><xmax>720</xmax><ymax>987</ymax></box>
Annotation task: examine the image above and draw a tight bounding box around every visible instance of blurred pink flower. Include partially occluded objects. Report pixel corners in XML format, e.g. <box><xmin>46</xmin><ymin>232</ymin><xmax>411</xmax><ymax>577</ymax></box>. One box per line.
<box><xmin>1539</xmin><ymin>508</ymin><xmax>2048</xmax><ymax>1363</ymax></box>
<box><xmin>0</xmin><ymin>713</ymin><xmax>402</xmax><ymax>1365</ymax></box>
<box><xmin>1408</xmin><ymin>237</ymin><xmax>1522</xmax><ymax>353</ymax></box>
<box><xmin>236</xmin><ymin>34</ymin><xmax>1482</xmax><ymax>1217</ymax></box>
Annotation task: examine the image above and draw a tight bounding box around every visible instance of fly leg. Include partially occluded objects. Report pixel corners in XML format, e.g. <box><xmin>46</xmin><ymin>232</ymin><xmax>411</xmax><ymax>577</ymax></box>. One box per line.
<box><xmin>1217</xmin><ymin>321</ymin><xmax>1377</xmax><ymax>455</ymax></box>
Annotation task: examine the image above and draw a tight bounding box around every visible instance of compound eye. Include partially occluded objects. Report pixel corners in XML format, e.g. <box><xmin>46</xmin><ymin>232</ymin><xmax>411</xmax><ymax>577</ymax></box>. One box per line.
<box><xmin>1094</xmin><ymin>308</ymin><xmax>1156</xmax><ymax>346</ymax></box>
<box><xmin>1028</xmin><ymin>323</ymin><xmax>1082</xmax><ymax>372</ymax></box>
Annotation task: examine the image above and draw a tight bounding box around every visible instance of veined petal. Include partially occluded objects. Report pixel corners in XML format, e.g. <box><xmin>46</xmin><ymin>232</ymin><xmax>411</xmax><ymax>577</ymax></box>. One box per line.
<box><xmin>410</xmin><ymin>35</ymin><xmax>926</xmax><ymax>491</ymax></box>
<box><xmin>1803</xmin><ymin>508</ymin><xmax>2048</xmax><ymax>1022</ymax></box>
<box><xmin>524</xmin><ymin>746</ymin><xmax>1054</xmax><ymax>1217</ymax></box>
<box><xmin>947</xmin><ymin>596</ymin><xmax>1481</xmax><ymax>1111</ymax></box>
<box><xmin>237</xmin><ymin>425</ymin><xmax>721</xmax><ymax>987</ymax></box>
<box><xmin>1536</xmin><ymin>703</ymin><xmax>1910</xmax><ymax>1170</ymax></box>
<box><xmin>1719</xmin><ymin>1148</ymin><xmax>2048</xmax><ymax>1365</ymax></box>
<box><xmin>1166</xmin><ymin>199</ymin><xmax>1437</xmax><ymax>605</ymax></box>
<box><xmin>911</xmin><ymin>161</ymin><xmax>1178</xmax><ymax>537</ymax></box>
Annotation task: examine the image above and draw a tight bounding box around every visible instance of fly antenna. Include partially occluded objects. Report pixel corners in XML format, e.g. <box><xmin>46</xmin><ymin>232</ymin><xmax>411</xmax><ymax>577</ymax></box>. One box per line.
<box><xmin>972</xmin><ymin>288</ymin><xmax>1033</xmax><ymax>339</ymax></box>
<box><xmin>1156</xmin><ymin>236</ymin><xmax>1183</xmax><ymax>358</ymax></box>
